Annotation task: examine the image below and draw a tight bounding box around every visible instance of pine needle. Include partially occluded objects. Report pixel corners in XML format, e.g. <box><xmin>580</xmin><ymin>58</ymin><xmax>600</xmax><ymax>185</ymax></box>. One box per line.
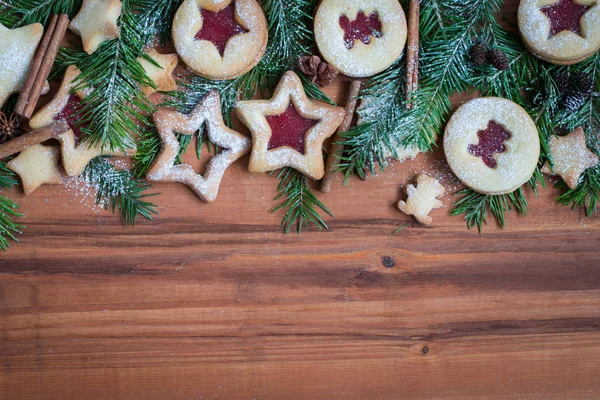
<box><xmin>82</xmin><ymin>158</ymin><xmax>157</xmax><ymax>226</ymax></box>
<box><xmin>0</xmin><ymin>162</ymin><xmax>23</xmax><ymax>251</ymax></box>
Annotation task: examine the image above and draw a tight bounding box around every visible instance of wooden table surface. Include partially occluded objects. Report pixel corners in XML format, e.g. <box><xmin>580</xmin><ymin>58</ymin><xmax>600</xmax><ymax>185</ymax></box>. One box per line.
<box><xmin>2</xmin><ymin>2</ymin><xmax>600</xmax><ymax>399</ymax></box>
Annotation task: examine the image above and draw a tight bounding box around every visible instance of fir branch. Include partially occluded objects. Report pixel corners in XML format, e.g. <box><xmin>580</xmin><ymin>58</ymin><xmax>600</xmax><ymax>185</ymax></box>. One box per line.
<box><xmin>83</xmin><ymin>157</ymin><xmax>157</xmax><ymax>226</ymax></box>
<box><xmin>273</xmin><ymin>167</ymin><xmax>333</xmax><ymax>234</ymax></box>
<box><xmin>55</xmin><ymin>0</ymin><xmax>170</xmax><ymax>151</ymax></box>
<box><xmin>451</xmin><ymin>187</ymin><xmax>528</xmax><ymax>232</ymax></box>
<box><xmin>0</xmin><ymin>162</ymin><xmax>23</xmax><ymax>251</ymax></box>
<box><xmin>0</xmin><ymin>0</ymin><xmax>81</xmax><ymax>28</ymax></box>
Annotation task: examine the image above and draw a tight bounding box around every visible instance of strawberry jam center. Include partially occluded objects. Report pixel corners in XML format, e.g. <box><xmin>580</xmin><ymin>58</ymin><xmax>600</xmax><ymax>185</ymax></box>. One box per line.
<box><xmin>467</xmin><ymin>121</ymin><xmax>511</xmax><ymax>168</ymax></box>
<box><xmin>266</xmin><ymin>103</ymin><xmax>319</xmax><ymax>154</ymax></box>
<box><xmin>339</xmin><ymin>11</ymin><xmax>382</xmax><ymax>49</ymax></box>
<box><xmin>540</xmin><ymin>0</ymin><xmax>591</xmax><ymax>37</ymax></box>
<box><xmin>194</xmin><ymin>2</ymin><xmax>248</xmax><ymax>56</ymax></box>
<box><xmin>54</xmin><ymin>94</ymin><xmax>89</xmax><ymax>144</ymax></box>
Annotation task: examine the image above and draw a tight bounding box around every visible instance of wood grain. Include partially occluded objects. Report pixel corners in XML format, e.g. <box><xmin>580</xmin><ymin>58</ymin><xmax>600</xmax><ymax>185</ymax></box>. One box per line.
<box><xmin>1</xmin><ymin>2</ymin><xmax>600</xmax><ymax>399</ymax></box>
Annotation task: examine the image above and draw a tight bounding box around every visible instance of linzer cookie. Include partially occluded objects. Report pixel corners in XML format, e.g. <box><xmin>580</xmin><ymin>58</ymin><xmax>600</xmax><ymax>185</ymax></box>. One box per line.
<box><xmin>235</xmin><ymin>71</ymin><xmax>345</xmax><ymax>180</ymax></box>
<box><xmin>147</xmin><ymin>90</ymin><xmax>251</xmax><ymax>203</ymax></box>
<box><xmin>444</xmin><ymin>97</ymin><xmax>540</xmax><ymax>195</ymax></box>
<box><xmin>29</xmin><ymin>65</ymin><xmax>135</xmax><ymax>177</ymax></box>
<box><xmin>518</xmin><ymin>0</ymin><xmax>600</xmax><ymax>65</ymax></box>
<box><xmin>314</xmin><ymin>0</ymin><xmax>407</xmax><ymax>77</ymax></box>
<box><xmin>172</xmin><ymin>0</ymin><xmax>268</xmax><ymax>80</ymax></box>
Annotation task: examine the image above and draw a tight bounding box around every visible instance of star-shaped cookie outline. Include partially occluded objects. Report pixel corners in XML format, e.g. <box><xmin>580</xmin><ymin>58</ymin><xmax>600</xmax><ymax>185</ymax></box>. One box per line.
<box><xmin>7</xmin><ymin>144</ymin><xmax>63</xmax><ymax>195</ymax></box>
<box><xmin>235</xmin><ymin>71</ymin><xmax>345</xmax><ymax>180</ymax></box>
<box><xmin>146</xmin><ymin>90</ymin><xmax>252</xmax><ymax>203</ymax></box>
<box><xmin>542</xmin><ymin>126</ymin><xmax>599</xmax><ymax>189</ymax></box>
<box><xmin>137</xmin><ymin>49</ymin><xmax>179</xmax><ymax>96</ymax></box>
<box><xmin>0</xmin><ymin>22</ymin><xmax>45</xmax><ymax>107</ymax></box>
<box><xmin>29</xmin><ymin>65</ymin><xmax>135</xmax><ymax>177</ymax></box>
<box><xmin>69</xmin><ymin>0</ymin><xmax>122</xmax><ymax>54</ymax></box>
<box><xmin>540</xmin><ymin>0</ymin><xmax>594</xmax><ymax>38</ymax></box>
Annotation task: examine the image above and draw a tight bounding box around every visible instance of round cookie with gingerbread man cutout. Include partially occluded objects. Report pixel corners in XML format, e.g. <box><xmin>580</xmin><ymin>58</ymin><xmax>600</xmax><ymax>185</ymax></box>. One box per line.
<box><xmin>444</xmin><ymin>97</ymin><xmax>540</xmax><ymax>195</ymax></box>
<box><xmin>314</xmin><ymin>0</ymin><xmax>407</xmax><ymax>78</ymax></box>
<box><xmin>172</xmin><ymin>0</ymin><xmax>268</xmax><ymax>80</ymax></box>
<box><xmin>519</xmin><ymin>0</ymin><xmax>600</xmax><ymax>65</ymax></box>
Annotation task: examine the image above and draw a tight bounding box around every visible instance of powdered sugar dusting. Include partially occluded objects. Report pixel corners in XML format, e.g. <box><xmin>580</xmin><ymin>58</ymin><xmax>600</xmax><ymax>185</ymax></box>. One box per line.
<box><xmin>518</xmin><ymin>0</ymin><xmax>600</xmax><ymax>63</ymax></box>
<box><xmin>444</xmin><ymin>97</ymin><xmax>540</xmax><ymax>195</ymax></box>
<box><xmin>172</xmin><ymin>0</ymin><xmax>267</xmax><ymax>79</ymax></box>
<box><xmin>314</xmin><ymin>0</ymin><xmax>407</xmax><ymax>77</ymax></box>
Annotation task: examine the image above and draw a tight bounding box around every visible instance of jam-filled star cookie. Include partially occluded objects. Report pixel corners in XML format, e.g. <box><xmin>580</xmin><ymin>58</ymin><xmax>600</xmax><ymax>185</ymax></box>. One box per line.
<box><xmin>398</xmin><ymin>174</ymin><xmax>445</xmax><ymax>226</ymax></box>
<box><xmin>146</xmin><ymin>90</ymin><xmax>251</xmax><ymax>203</ymax></box>
<box><xmin>235</xmin><ymin>71</ymin><xmax>345</xmax><ymax>180</ymax></box>
<box><xmin>542</xmin><ymin>127</ymin><xmax>599</xmax><ymax>188</ymax></box>
<box><xmin>7</xmin><ymin>144</ymin><xmax>63</xmax><ymax>195</ymax></box>
<box><xmin>518</xmin><ymin>0</ymin><xmax>600</xmax><ymax>65</ymax></box>
<box><xmin>29</xmin><ymin>65</ymin><xmax>135</xmax><ymax>177</ymax></box>
<box><xmin>172</xmin><ymin>0</ymin><xmax>268</xmax><ymax>80</ymax></box>
<box><xmin>0</xmin><ymin>22</ymin><xmax>49</xmax><ymax>107</ymax></box>
<box><xmin>70</xmin><ymin>0</ymin><xmax>122</xmax><ymax>55</ymax></box>
<box><xmin>314</xmin><ymin>0</ymin><xmax>407</xmax><ymax>77</ymax></box>
<box><xmin>444</xmin><ymin>97</ymin><xmax>540</xmax><ymax>195</ymax></box>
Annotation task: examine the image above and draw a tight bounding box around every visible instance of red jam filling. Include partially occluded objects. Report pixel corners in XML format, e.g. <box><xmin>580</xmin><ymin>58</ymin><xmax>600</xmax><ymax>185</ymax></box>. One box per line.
<box><xmin>266</xmin><ymin>103</ymin><xmax>319</xmax><ymax>154</ymax></box>
<box><xmin>339</xmin><ymin>11</ymin><xmax>383</xmax><ymax>49</ymax></box>
<box><xmin>194</xmin><ymin>2</ymin><xmax>248</xmax><ymax>56</ymax></box>
<box><xmin>540</xmin><ymin>0</ymin><xmax>591</xmax><ymax>37</ymax></box>
<box><xmin>54</xmin><ymin>94</ymin><xmax>89</xmax><ymax>144</ymax></box>
<box><xmin>467</xmin><ymin>121</ymin><xmax>511</xmax><ymax>169</ymax></box>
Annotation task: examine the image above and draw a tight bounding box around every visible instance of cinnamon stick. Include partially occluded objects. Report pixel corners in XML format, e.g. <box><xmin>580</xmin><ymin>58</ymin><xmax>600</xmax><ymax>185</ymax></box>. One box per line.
<box><xmin>0</xmin><ymin>121</ymin><xmax>70</xmax><ymax>160</ymax></box>
<box><xmin>320</xmin><ymin>79</ymin><xmax>362</xmax><ymax>193</ymax></box>
<box><xmin>23</xmin><ymin>14</ymin><xmax>70</xmax><ymax>120</ymax></box>
<box><xmin>14</xmin><ymin>15</ymin><xmax>59</xmax><ymax>117</ymax></box>
<box><xmin>405</xmin><ymin>0</ymin><xmax>420</xmax><ymax>110</ymax></box>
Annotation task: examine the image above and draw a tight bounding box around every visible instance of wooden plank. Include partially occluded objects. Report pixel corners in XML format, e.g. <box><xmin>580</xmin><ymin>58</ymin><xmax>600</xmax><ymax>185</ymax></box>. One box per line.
<box><xmin>1</xmin><ymin>0</ymin><xmax>600</xmax><ymax>398</ymax></box>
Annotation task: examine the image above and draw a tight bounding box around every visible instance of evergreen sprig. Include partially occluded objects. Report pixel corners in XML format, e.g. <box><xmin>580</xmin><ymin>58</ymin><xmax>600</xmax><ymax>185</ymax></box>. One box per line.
<box><xmin>83</xmin><ymin>158</ymin><xmax>157</xmax><ymax>226</ymax></box>
<box><xmin>0</xmin><ymin>0</ymin><xmax>82</xmax><ymax>27</ymax></box>
<box><xmin>273</xmin><ymin>167</ymin><xmax>333</xmax><ymax>234</ymax></box>
<box><xmin>136</xmin><ymin>0</ymin><xmax>333</xmax><ymax>234</ymax></box>
<box><xmin>0</xmin><ymin>162</ymin><xmax>23</xmax><ymax>251</ymax></box>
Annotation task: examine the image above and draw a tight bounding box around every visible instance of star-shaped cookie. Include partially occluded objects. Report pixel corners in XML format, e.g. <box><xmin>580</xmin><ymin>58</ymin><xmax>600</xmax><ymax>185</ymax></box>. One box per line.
<box><xmin>0</xmin><ymin>22</ymin><xmax>43</xmax><ymax>107</ymax></box>
<box><xmin>29</xmin><ymin>65</ymin><xmax>135</xmax><ymax>176</ymax></box>
<box><xmin>542</xmin><ymin>127</ymin><xmax>599</xmax><ymax>189</ymax></box>
<box><xmin>137</xmin><ymin>49</ymin><xmax>179</xmax><ymax>96</ymax></box>
<box><xmin>69</xmin><ymin>0</ymin><xmax>122</xmax><ymax>54</ymax></box>
<box><xmin>146</xmin><ymin>90</ymin><xmax>251</xmax><ymax>203</ymax></box>
<box><xmin>7</xmin><ymin>144</ymin><xmax>63</xmax><ymax>195</ymax></box>
<box><xmin>235</xmin><ymin>71</ymin><xmax>345</xmax><ymax>180</ymax></box>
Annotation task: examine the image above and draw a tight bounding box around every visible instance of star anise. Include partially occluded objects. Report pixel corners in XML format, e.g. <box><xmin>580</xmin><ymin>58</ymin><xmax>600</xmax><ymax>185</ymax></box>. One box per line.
<box><xmin>0</xmin><ymin>111</ymin><xmax>22</xmax><ymax>144</ymax></box>
<box><xmin>298</xmin><ymin>55</ymin><xmax>339</xmax><ymax>87</ymax></box>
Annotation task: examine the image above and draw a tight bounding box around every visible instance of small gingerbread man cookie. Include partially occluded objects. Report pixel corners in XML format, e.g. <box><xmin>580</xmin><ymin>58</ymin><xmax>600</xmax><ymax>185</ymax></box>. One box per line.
<box><xmin>137</xmin><ymin>49</ymin><xmax>179</xmax><ymax>96</ymax></box>
<box><xmin>444</xmin><ymin>97</ymin><xmax>540</xmax><ymax>195</ymax></box>
<box><xmin>235</xmin><ymin>71</ymin><xmax>345</xmax><ymax>180</ymax></box>
<box><xmin>314</xmin><ymin>0</ymin><xmax>407</xmax><ymax>77</ymax></box>
<box><xmin>70</xmin><ymin>0</ymin><xmax>122</xmax><ymax>55</ymax></box>
<box><xmin>172</xmin><ymin>0</ymin><xmax>268</xmax><ymax>80</ymax></box>
<box><xmin>29</xmin><ymin>65</ymin><xmax>135</xmax><ymax>177</ymax></box>
<box><xmin>542</xmin><ymin>127</ymin><xmax>599</xmax><ymax>189</ymax></box>
<box><xmin>397</xmin><ymin>174</ymin><xmax>445</xmax><ymax>226</ymax></box>
<box><xmin>518</xmin><ymin>0</ymin><xmax>600</xmax><ymax>65</ymax></box>
<box><xmin>147</xmin><ymin>90</ymin><xmax>251</xmax><ymax>203</ymax></box>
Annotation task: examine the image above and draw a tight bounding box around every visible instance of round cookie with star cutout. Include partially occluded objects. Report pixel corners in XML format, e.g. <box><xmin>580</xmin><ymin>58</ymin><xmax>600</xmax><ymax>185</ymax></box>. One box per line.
<box><xmin>314</xmin><ymin>0</ymin><xmax>407</xmax><ymax>78</ymax></box>
<box><xmin>172</xmin><ymin>0</ymin><xmax>268</xmax><ymax>80</ymax></box>
<box><xmin>444</xmin><ymin>97</ymin><xmax>540</xmax><ymax>196</ymax></box>
<box><xmin>518</xmin><ymin>0</ymin><xmax>600</xmax><ymax>65</ymax></box>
